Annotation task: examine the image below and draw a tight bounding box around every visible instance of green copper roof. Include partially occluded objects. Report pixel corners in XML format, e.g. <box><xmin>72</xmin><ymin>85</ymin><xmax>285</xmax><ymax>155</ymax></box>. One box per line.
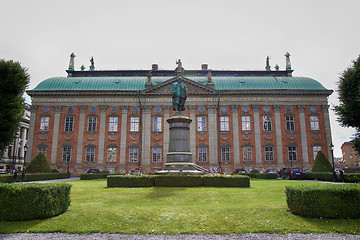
<box><xmin>29</xmin><ymin>76</ymin><xmax>329</xmax><ymax>92</ymax></box>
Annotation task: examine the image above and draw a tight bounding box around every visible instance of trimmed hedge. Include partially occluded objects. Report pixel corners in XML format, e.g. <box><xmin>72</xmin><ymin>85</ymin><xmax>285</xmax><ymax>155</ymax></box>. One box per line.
<box><xmin>304</xmin><ymin>172</ymin><xmax>360</xmax><ymax>183</ymax></box>
<box><xmin>285</xmin><ymin>184</ymin><xmax>360</xmax><ymax>219</ymax></box>
<box><xmin>108</xmin><ymin>175</ymin><xmax>155</xmax><ymax>187</ymax></box>
<box><xmin>237</xmin><ymin>173</ymin><xmax>278</xmax><ymax>179</ymax></box>
<box><xmin>203</xmin><ymin>175</ymin><xmax>250</xmax><ymax>187</ymax></box>
<box><xmin>0</xmin><ymin>182</ymin><xmax>71</xmax><ymax>221</ymax></box>
<box><xmin>80</xmin><ymin>173</ymin><xmax>104</xmax><ymax>180</ymax></box>
<box><xmin>154</xmin><ymin>175</ymin><xmax>203</xmax><ymax>187</ymax></box>
<box><xmin>107</xmin><ymin>175</ymin><xmax>250</xmax><ymax>187</ymax></box>
<box><xmin>0</xmin><ymin>173</ymin><xmax>69</xmax><ymax>183</ymax></box>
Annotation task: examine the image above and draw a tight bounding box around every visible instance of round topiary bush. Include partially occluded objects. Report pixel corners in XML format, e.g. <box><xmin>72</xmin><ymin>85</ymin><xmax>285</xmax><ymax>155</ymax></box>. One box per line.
<box><xmin>0</xmin><ymin>182</ymin><xmax>71</xmax><ymax>221</ymax></box>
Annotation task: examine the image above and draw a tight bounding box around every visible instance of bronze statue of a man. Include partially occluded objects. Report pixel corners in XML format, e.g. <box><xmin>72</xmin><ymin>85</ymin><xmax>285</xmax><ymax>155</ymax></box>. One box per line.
<box><xmin>172</xmin><ymin>76</ymin><xmax>187</xmax><ymax>114</ymax></box>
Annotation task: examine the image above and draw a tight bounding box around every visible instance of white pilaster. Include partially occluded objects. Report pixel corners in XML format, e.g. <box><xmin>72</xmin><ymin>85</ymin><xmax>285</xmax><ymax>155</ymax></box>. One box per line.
<box><xmin>119</xmin><ymin>107</ymin><xmax>128</xmax><ymax>168</ymax></box>
<box><xmin>50</xmin><ymin>106</ymin><xmax>62</xmax><ymax>165</ymax></box>
<box><xmin>231</xmin><ymin>105</ymin><xmax>240</xmax><ymax>168</ymax></box>
<box><xmin>274</xmin><ymin>105</ymin><xmax>284</xmax><ymax>167</ymax></box>
<box><xmin>253</xmin><ymin>105</ymin><xmax>262</xmax><ymax>164</ymax></box>
<box><xmin>141</xmin><ymin>106</ymin><xmax>152</xmax><ymax>168</ymax></box>
<box><xmin>208</xmin><ymin>105</ymin><xmax>218</xmax><ymax>167</ymax></box>
<box><xmin>76</xmin><ymin>106</ymin><xmax>86</xmax><ymax>166</ymax></box>
<box><xmin>97</xmin><ymin>105</ymin><xmax>107</xmax><ymax>167</ymax></box>
<box><xmin>298</xmin><ymin>105</ymin><xmax>309</xmax><ymax>165</ymax></box>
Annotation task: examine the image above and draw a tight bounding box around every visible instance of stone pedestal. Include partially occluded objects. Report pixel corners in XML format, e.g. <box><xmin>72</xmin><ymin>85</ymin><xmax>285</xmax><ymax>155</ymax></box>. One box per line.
<box><xmin>159</xmin><ymin>115</ymin><xmax>202</xmax><ymax>174</ymax></box>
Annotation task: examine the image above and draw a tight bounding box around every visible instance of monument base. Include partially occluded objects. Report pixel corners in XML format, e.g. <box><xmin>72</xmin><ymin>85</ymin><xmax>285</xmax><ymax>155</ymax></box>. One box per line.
<box><xmin>158</xmin><ymin>162</ymin><xmax>203</xmax><ymax>175</ymax></box>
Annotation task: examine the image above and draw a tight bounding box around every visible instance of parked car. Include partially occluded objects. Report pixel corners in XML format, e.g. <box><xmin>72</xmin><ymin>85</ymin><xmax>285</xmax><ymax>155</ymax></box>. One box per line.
<box><xmin>335</xmin><ymin>169</ymin><xmax>344</xmax><ymax>174</ymax></box>
<box><xmin>264</xmin><ymin>169</ymin><xmax>277</xmax><ymax>174</ymax></box>
<box><xmin>233</xmin><ymin>169</ymin><xmax>247</xmax><ymax>174</ymax></box>
<box><xmin>86</xmin><ymin>168</ymin><xmax>101</xmax><ymax>174</ymax></box>
<box><xmin>51</xmin><ymin>169</ymin><xmax>59</xmax><ymax>173</ymax></box>
<box><xmin>279</xmin><ymin>168</ymin><xmax>305</xmax><ymax>180</ymax></box>
<box><xmin>303</xmin><ymin>169</ymin><xmax>311</xmax><ymax>173</ymax></box>
<box><xmin>0</xmin><ymin>169</ymin><xmax>6</xmax><ymax>174</ymax></box>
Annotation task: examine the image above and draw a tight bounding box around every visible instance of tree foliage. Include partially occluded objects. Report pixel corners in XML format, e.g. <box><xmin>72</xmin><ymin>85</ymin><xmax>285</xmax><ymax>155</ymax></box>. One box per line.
<box><xmin>26</xmin><ymin>152</ymin><xmax>51</xmax><ymax>173</ymax></box>
<box><xmin>312</xmin><ymin>151</ymin><xmax>333</xmax><ymax>172</ymax></box>
<box><xmin>0</xmin><ymin>59</ymin><xmax>30</xmax><ymax>150</ymax></box>
<box><xmin>334</xmin><ymin>55</ymin><xmax>360</xmax><ymax>153</ymax></box>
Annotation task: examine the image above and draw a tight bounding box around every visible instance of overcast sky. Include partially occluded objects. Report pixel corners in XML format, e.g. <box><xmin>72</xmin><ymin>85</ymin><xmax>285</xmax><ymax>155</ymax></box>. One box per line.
<box><xmin>1</xmin><ymin>0</ymin><xmax>360</xmax><ymax>157</ymax></box>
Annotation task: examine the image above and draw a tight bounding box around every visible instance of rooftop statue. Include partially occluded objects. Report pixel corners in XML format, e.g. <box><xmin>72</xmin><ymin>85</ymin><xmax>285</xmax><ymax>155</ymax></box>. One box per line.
<box><xmin>172</xmin><ymin>76</ymin><xmax>187</xmax><ymax>114</ymax></box>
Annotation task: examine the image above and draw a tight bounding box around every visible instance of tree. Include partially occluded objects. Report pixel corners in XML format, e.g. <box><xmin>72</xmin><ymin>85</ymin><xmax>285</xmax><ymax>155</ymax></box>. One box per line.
<box><xmin>334</xmin><ymin>55</ymin><xmax>360</xmax><ymax>154</ymax></box>
<box><xmin>0</xmin><ymin>59</ymin><xmax>30</xmax><ymax>151</ymax></box>
<box><xmin>25</xmin><ymin>152</ymin><xmax>51</xmax><ymax>173</ymax></box>
<box><xmin>312</xmin><ymin>151</ymin><xmax>333</xmax><ymax>172</ymax></box>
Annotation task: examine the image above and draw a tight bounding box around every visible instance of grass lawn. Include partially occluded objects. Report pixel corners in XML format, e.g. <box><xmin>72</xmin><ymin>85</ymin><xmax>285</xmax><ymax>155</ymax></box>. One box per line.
<box><xmin>0</xmin><ymin>179</ymin><xmax>359</xmax><ymax>234</ymax></box>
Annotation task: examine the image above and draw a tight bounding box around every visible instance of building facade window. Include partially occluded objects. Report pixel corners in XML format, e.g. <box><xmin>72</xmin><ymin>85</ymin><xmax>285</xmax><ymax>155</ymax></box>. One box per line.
<box><xmin>220</xmin><ymin>116</ymin><xmax>229</xmax><ymax>131</ymax></box>
<box><xmin>243</xmin><ymin>146</ymin><xmax>252</xmax><ymax>162</ymax></box>
<box><xmin>198</xmin><ymin>146</ymin><xmax>207</xmax><ymax>162</ymax></box>
<box><xmin>40</xmin><ymin>116</ymin><xmax>49</xmax><ymax>131</ymax></box>
<box><xmin>85</xmin><ymin>146</ymin><xmax>95</xmax><ymax>162</ymax></box>
<box><xmin>265</xmin><ymin>146</ymin><xmax>274</xmax><ymax>162</ymax></box>
<box><xmin>153</xmin><ymin>116</ymin><xmax>162</xmax><ymax>132</ymax></box>
<box><xmin>286</xmin><ymin>115</ymin><xmax>295</xmax><ymax>131</ymax></box>
<box><xmin>313</xmin><ymin>145</ymin><xmax>321</xmax><ymax>160</ymax></box>
<box><xmin>64</xmin><ymin>116</ymin><xmax>74</xmax><ymax>132</ymax></box>
<box><xmin>152</xmin><ymin>147</ymin><xmax>162</xmax><ymax>163</ymax></box>
<box><xmin>107</xmin><ymin>147</ymin><xmax>117</xmax><ymax>163</ymax></box>
<box><xmin>130</xmin><ymin>117</ymin><xmax>139</xmax><ymax>132</ymax></box>
<box><xmin>109</xmin><ymin>116</ymin><xmax>118</xmax><ymax>132</ymax></box>
<box><xmin>242</xmin><ymin>115</ymin><xmax>251</xmax><ymax>131</ymax></box>
<box><xmin>263</xmin><ymin>115</ymin><xmax>272</xmax><ymax>131</ymax></box>
<box><xmin>88</xmin><ymin>116</ymin><xmax>97</xmax><ymax>132</ymax></box>
<box><xmin>288</xmin><ymin>146</ymin><xmax>297</xmax><ymax>162</ymax></box>
<box><xmin>129</xmin><ymin>147</ymin><xmax>138</xmax><ymax>162</ymax></box>
<box><xmin>38</xmin><ymin>146</ymin><xmax>46</xmax><ymax>155</ymax></box>
<box><xmin>221</xmin><ymin>146</ymin><xmax>230</xmax><ymax>162</ymax></box>
<box><xmin>62</xmin><ymin>146</ymin><xmax>72</xmax><ymax>162</ymax></box>
<box><xmin>310</xmin><ymin>115</ymin><xmax>319</xmax><ymax>131</ymax></box>
<box><xmin>197</xmin><ymin>116</ymin><xmax>207</xmax><ymax>132</ymax></box>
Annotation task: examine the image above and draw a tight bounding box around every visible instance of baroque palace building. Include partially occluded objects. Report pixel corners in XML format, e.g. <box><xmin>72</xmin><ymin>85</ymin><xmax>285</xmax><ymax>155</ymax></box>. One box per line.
<box><xmin>26</xmin><ymin>53</ymin><xmax>333</xmax><ymax>174</ymax></box>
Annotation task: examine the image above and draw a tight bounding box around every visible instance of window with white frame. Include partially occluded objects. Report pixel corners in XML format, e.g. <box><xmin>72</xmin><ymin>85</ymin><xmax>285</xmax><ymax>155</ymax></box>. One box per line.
<box><xmin>242</xmin><ymin>115</ymin><xmax>251</xmax><ymax>131</ymax></box>
<box><xmin>243</xmin><ymin>146</ymin><xmax>252</xmax><ymax>162</ymax></box>
<box><xmin>64</xmin><ymin>116</ymin><xmax>74</xmax><ymax>132</ymax></box>
<box><xmin>40</xmin><ymin>116</ymin><xmax>49</xmax><ymax>131</ymax></box>
<box><xmin>263</xmin><ymin>115</ymin><xmax>272</xmax><ymax>131</ymax></box>
<box><xmin>130</xmin><ymin>117</ymin><xmax>139</xmax><ymax>132</ymax></box>
<box><xmin>62</xmin><ymin>146</ymin><xmax>72</xmax><ymax>162</ymax></box>
<box><xmin>313</xmin><ymin>145</ymin><xmax>321</xmax><ymax>160</ymax></box>
<box><xmin>265</xmin><ymin>146</ymin><xmax>274</xmax><ymax>162</ymax></box>
<box><xmin>107</xmin><ymin>147</ymin><xmax>117</xmax><ymax>163</ymax></box>
<box><xmin>197</xmin><ymin>116</ymin><xmax>207</xmax><ymax>132</ymax></box>
<box><xmin>220</xmin><ymin>116</ymin><xmax>229</xmax><ymax>131</ymax></box>
<box><xmin>88</xmin><ymin>116</ymin><xmax>97</xmax><ymax>132</ymax></box>
<box><xmin>38</xmin><ymin>146</ymin><xmax>47</xmax><ymax>155</ymax></box>
<box><xmin>198</xmin><ymin>146</ymin><xmax>207</xmax><ymax>162</ymax></box>
<box><xmin>286</xmin><ymin>115</ymin><xmax>295</xmax><ymax>131</ymax></box>
<box><xmin>153</xmin><ymin>116</ymin><xmax>162</xmax><ymax>132</ymax></box>
<box><xmin>109</xmin><ymin>116</ymin><xmax>118</xmax><ymax>132</ymax></box>
<box><xmin>221</xmin><ymin>146</ymin><xmax>230</xmax><ymax>162</ymax></box>
<box><xmin>310</xmin><ymin>115</ymin><xmax>319</xmax><ymax>131</ymax></box>
<box><xmin>129</xmin><ymin>147</ymin><xmax>138</xmax><ymax>162</ymax></box>
<box><xmin>152</xmin><ymin>147</ymin><xmax>162</xmax><ymax>163</ymax></box>
<box><xmin>85</xmin><ymin>146</ymin><xmax>95</xmax><ymax>162</ymax></box>
<box><xmin>288</xmin><ymin>146</ymin><xmax>297</xmax><ymax>162</ymax></box>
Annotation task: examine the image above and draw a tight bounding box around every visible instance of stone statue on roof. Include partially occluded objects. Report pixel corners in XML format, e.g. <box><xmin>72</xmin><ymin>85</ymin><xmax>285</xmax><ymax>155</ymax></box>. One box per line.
<box><xmin>172</xmin><ymin>76</ymin><xmax>187</xmax><ymax>114</ymax></box>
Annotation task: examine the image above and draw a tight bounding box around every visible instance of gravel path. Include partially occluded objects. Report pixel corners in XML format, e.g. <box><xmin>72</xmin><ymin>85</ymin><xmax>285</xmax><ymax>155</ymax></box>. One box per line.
<box><xmin>0</xmin><ymin>233</ymin><xmax>359</xmax><ymax>240</ymax></box>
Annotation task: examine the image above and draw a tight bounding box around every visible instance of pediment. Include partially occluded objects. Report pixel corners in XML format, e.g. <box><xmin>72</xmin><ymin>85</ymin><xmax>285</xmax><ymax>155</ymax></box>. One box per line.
<box><xmin>142</xmin><ymin>77</ymin><xmax>218</xmax><ymax>95</ymax></box>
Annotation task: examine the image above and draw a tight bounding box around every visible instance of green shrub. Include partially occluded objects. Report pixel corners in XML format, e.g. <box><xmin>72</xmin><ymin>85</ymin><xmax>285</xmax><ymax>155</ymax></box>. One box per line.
<box><xmin>312</xmin><ymin>151</ymin><xmax>333</xmax><ymax>172</ymax></box>
<box><xmin>304</xmin><ymin>172</ymin><xmax>334</xmax><ymax>182</ymax></box>
<box><xmin>285</xmin><ymin>184</ymin><xmax>360</xmax><ymax>219</ymax></box>
<box><xmin>239</xmin><ymin>173</ymin><xmax>278</xmax><ymax>179</ymax></box>
<box><xmin>0</xmin><ymin>182</ymin><xmax>71</xmax><ymax>221</ymax></box>
<box><xmin>344</xmin><ymin>173</ymin><xmax>360</xmax><ymax>183</ymax></box>
<box><xmin>154</xmin><ymin>175</ymin><xmax>203</xmax><ymax>187</ymax></box>
<box><xmin>250</xmin><ymin>169</ymin><xmax>260</xmax><ymax>173</ymax></box>
<box><xmin>80</xmin><ymin>173</ymin><xmax>104</xmax><ymax>180</ymax></box>
<box><xmin>26</xmin><ymin>152</ymin><xmax>51</xmax><ymax>173</ymax></box>
<box><xmin>102</xmin><ymin>170</ymin><xmax>110</xmax><ymax>178</ymax></box>
<box><xmin>0</xmin><ymin>173</ymin><xmax>69</xmax><ymax>183</ymax></box>
<box><xmin>107</xmin><ymin>175</ymin><xmax>154</xmax><ymax>187</ymax></box>
<box><xmin>203</xmin><ymin>175</ymin><xmax>250</xmax><ymax>187</ymax></box>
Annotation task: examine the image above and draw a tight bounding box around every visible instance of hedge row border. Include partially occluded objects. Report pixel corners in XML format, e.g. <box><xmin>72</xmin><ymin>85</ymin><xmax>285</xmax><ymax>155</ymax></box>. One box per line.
<box><xmin>0</xmin><ymin>173</ymin><xmax>69</xmax><ymax>183</ymax></box>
